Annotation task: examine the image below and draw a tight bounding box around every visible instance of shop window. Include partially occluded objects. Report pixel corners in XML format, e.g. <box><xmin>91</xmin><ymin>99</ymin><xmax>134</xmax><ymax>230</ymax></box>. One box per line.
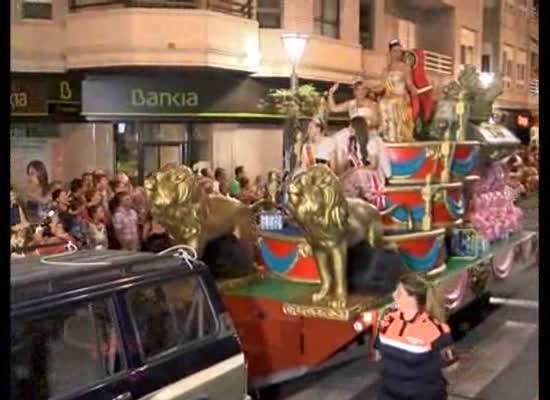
<box><xmin>22</xmin><ymin>0</ymin><xmax>52</xmax><ymax>19</ymax></box>
<box><xmin>10</xmin><ymin>123</ymin><xmax>60</xmax><ymax>138</ymax></box>
<box><xmin>11</xmin><ymin>298</ymin><xmax>125</xmax><ymax>400</ymax></box>
<box><xmin>126</xmin><ymin>276</ymin><xmax>217</xmax><ymax>361</ymax></box>
<box><xmin>359</xmin><ymin>0</ymin><xmax>375</xmax><ymax>49</ymax></box>
<box><xmin>115</xmin><ymin>123</ymin><xmax>139</xmax><ymax>180</ymax></box>
<box><xmin>314</xmin><ymin>0</ymin><xmax>340</xmax><ymax>39</ymax></box>
<box><xmin>257</xmin><ymin>0</ymin><xmax>282</xmax><ymax>28</ymax></box>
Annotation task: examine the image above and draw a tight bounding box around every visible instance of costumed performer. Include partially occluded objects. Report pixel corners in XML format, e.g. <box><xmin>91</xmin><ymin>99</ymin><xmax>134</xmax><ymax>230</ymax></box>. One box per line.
<box><xmin>328</xmin><ymin>76</ymin><xmax>383</xmax><ymax>163</ymax></box>
<box><xmin>300</xmin><ymin>115</ymin><xmax>336</xmax><ymax>170</ymax></box>
<box><xmin>379</xmin><ymin>39</ymin><xmax>417</xmax><ymax>142</ymax></box>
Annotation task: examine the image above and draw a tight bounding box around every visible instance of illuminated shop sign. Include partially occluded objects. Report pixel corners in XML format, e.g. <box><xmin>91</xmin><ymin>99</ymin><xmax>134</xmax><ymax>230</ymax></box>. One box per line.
<box><xmin>10</xmin><ymin>74</ymin><xmax>81</xmax><ymax>117</ymax></box>
<box><xmin>81</xmin><ymin>74</ymin><xmax>274</xmax><ymax>118</ymax></box>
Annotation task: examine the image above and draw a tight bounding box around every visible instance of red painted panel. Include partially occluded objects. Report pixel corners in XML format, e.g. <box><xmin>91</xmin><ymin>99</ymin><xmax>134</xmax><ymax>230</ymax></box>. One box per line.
<box><xmin>288</xmin><ymin>257</ymin><xmax>319</xmax><ymax>281</ymax></box>
<box><xmin>387</xmin><ymin>146</ymin><xmax>424</xmax><ymax>161</ymax></box>
<box><xmin>397</xmin><ymin>237</ymin><xmax>434</xmax><ymax>254</ymax></box>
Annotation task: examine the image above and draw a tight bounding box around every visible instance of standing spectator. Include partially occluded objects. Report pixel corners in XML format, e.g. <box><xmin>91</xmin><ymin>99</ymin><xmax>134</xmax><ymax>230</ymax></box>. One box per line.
<box><xmin>82</xmin><ymin>172</ymin><xmax>94</xmax><ymax>192</ymax></box>
<box><xmin>252</xmin><ymin>175</ymin><xmax>266</xmax><ymax>198</ymax></box>
<box><xmin>213</xmin><ymin>167</ymin><xmax>228</xmax><ymax>195</ymax></box>
<box><xmin>237</xmin><ymin>177</ymin><xmax>260</xmax><ymax>205</ymax></box>
<box><xmin>229</xmin><ymin>166</ymin><xmax>245</xmax><ymax>197</ymax></box>
<box><xmin>70</xmin><ymin>178</ymin><xmax>86</xmax><ymax>203</ymax></box>
<box><xmin>52</xmin><ymin>188</ymin><xmax>87</xmax><ymax>246</ymax></box>
<box><xmin>142</xmin><ymin>215</ymin><xmax>174</xmax><ymax>253</ymax></box>
<box><xmin>25</xmin><ymin>160</ymin><xmax>50</xmax><ymax>222</ymax></box>
<box><xmin>94</xmin><ymin>172</ymin><xmax>111</xmax><ymax>218</ymax></box>
<box><xmin>87</xmin><ymin>205</ymin><xmax>108</xmax><ymax>250</ymax></box>
<box><xmin>111</xmin><ymin>192</ymin><xmax>140</xmax><ymax>251</ymax></box>
<box><xmin>11</xmin><ymin>186</ymin><xmax>29</xmax><ymax>232</ymax></box>
<box><xmin>375</xmin><ymin>274</ymin><xmax>453</xmax><ymax>400</ymax></box>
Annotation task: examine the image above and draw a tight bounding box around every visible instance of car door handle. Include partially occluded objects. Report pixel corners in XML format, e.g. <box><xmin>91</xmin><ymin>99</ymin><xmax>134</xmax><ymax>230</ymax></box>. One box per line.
<box><xmin>113</xmin><ymin>392</ymin><xmax>133</xmax><ymax>400</ymax></box>
<box><xmin>194</xmin><ymin>396</ymin><xmax>209</xmax><ymax>400</ymax></box>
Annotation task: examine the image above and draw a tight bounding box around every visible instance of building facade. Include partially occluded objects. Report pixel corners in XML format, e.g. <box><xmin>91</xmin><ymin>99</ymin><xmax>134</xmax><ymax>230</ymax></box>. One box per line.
<box><xmin>10</xmin><ymin>0</ymin><xmax>538</xmax><ymax>187</ymax></box>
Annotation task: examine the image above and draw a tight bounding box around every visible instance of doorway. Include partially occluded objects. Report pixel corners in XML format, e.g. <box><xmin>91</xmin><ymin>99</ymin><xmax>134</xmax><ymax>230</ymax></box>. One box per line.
<box><xmin>138</xmin><ymin>142</ymin><xmax>187</xmax><ymax>182</ymax></box>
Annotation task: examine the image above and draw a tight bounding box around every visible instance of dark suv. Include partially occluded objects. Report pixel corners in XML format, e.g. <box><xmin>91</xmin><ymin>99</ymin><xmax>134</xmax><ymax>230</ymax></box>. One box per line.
<box><xmin>11</xmin><ymin>250</ymin><xmax>249</xmax><ymax>400</ymax></box>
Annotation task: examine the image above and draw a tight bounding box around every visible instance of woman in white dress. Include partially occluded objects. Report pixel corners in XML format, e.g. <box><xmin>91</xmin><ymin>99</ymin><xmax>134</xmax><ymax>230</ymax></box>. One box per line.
<box><xmin>300</xmin><ymin>116</ymin><xmax>336</xmax><ymax>170</ymax></box>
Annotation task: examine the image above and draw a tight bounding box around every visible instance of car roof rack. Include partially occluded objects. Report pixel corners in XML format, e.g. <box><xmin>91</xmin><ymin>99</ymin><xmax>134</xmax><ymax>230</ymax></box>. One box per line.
<box><xmin>11</xmin><ymin>247</ymin><xmax>201</xmax><ymax>301</ymax></box>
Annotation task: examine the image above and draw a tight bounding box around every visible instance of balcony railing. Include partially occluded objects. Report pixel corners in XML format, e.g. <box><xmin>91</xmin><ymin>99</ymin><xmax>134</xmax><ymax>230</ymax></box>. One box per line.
<box><xmin>530</xmin><ymin>79</ymin><xmax>538</xmax><ymax>97</ymax></box>
<box><xmin>424</xmin><ymin>50</ymin><xmax>453</xmax><ymax>75</ymax></box>
<box><xmin>69</xmin><ymin>0</ymin><xmax>254</xmax><ymax>19</ymax></box>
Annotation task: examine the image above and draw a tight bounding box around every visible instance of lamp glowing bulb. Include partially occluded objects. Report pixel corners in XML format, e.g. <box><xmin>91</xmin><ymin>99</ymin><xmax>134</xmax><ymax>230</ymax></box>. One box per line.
<box><xmin>479</xmin><ymin>72</ymin><xmax>495</xmax><ymax>88</ymax></box>
<box><xmin>281</xmin><ymin>33</ymin><xmax>309</xmax><ymax>64</ymax></box>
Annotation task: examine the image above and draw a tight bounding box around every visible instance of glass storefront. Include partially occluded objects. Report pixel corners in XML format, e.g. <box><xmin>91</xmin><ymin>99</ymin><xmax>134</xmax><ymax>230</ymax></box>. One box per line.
<box><xmin>114</xmin><ymin>122</ymin><xmax>211</xmax><ymax>183</ymax></box>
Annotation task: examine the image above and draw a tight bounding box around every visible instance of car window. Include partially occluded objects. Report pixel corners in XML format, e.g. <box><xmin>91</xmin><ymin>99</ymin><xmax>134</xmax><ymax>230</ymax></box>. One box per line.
<box><xmin>126</xmin><ymin>275</ymin><xmax>218</xmax><ymax>361</ymax></box>
<box><xmin>11</xmin><ymin>298</ymin><xmax>125</xmax><ymax>400</ymax></box>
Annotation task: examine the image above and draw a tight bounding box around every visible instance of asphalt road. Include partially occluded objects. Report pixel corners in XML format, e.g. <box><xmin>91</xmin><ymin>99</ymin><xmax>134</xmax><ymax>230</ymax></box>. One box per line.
<box><xmin>259</xmin><ymin>194</ymin><xmax>539</xmax><ymax>400</ymax></box>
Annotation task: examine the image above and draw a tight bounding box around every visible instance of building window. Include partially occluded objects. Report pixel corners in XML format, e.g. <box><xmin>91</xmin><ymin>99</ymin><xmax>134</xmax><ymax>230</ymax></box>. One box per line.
<box><xmin>516</xmin><ymin>49</ymin><xmax>527</xmax><ymax>88</ymax></box>
<box><xmin>397</xmin><ymin>19</ymin><xmax>416</xmax><ymax>50</ymax></box>
<box><xmin>460</xmin><ymin>28</ymin><xmax>476</xmax><ymax>66</ymax></box>
<box><xmin>314</xmin><ymin>0</ymin><xmax>340</xmax><ymax>39</ymax></box>
<box><xmin>21</xmin><ymin>0</ymin><xmax>52</xmax><ymax>19</ymax></box>
<box><xmin>502</xmin><ymin>45</ymin><xmax>514</xmax><ymax>89</ymax></box>
<box><xmin>481</xmin><ymin>55</ymin><xmax>491</xmax><ymax>72</ymax></box>
<box><xmin>530</xmin><ymin>51</ymin><xmax>539</xmax><ymax>78</ymax></box>
<box><xmin>359</xmin><ymin>0</ymin><xmax>375</xmax><ymax>49</ymax></box>
<box><xmin>257</xmin><ymin>0</ymin><xmax>282</xmax><ymax>28</ymax></box>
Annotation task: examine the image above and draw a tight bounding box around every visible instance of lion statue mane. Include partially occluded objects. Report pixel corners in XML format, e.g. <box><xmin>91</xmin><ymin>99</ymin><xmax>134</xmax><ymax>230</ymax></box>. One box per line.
<box><xmin>145</xmin><ymin>164</ymin><xmax>256</xmax><ymax>277</ymax></box>
<box><xmin>286</xmin><ymin>164</ymin><xmax>388</xmax><ymax>308</ymax></box>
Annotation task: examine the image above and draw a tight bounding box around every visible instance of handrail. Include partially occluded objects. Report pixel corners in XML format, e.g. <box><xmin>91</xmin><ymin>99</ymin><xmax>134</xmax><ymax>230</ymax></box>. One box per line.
<box><xmin>69</xmin><ymin>0</ymin><xmax>254</xmax><ymax>19</ymax></box>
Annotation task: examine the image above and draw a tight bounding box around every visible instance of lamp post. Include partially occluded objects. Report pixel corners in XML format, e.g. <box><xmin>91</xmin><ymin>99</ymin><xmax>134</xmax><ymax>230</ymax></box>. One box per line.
<box><xmin>281</xmin><ymin>33</ymin><xmax>308</xmax><ymax>171</ymax></box>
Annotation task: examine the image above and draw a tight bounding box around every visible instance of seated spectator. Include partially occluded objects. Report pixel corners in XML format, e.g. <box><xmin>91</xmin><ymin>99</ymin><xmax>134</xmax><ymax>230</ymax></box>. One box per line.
<box><xmin>87</xmin><ymin>205</ymin><xmax>108</xmax><ymax>250</ymax></box>
<box><xmin>111</xmin><ymin>192</ymin><xmax>140</xmax><ymax>251</ymax></box>
<box><xmin>237</xmin><ymin>177</ymin><xmax>260</xmax><ymax>205</ymax></box>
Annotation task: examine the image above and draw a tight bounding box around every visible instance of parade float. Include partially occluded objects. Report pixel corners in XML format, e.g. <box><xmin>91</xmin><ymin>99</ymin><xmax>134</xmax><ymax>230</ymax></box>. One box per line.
<box><xmin>145</xmin><ymin>53</ymin><xmax>538</xmax><ymax>388</ymax></box>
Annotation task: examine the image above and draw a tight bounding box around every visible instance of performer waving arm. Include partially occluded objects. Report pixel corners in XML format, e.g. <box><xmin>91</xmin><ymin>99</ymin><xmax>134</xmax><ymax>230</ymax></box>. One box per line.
<box><xmin>327</xmin><ymin>83</ymin><xmax>352</xmax><ymax>114</ymax></box>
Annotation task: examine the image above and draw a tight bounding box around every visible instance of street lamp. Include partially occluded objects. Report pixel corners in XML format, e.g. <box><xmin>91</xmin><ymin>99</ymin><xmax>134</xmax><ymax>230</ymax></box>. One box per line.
<box><xmin>479</xmin><ymin>72</ymin><xmax>495</xmax><ymax>88</ymax></box>
<box><xmin>281</xmin><ymin>33</ymin><xmax>308</xmax><ymax>171</ymax></box>
<box><xmin>281</xmin><ymin>33</ymin><xmax>309</xmax><ymax>92</ymax></box>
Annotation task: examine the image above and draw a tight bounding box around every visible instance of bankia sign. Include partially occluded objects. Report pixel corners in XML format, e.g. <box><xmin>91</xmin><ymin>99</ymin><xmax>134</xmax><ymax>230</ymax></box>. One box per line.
<box><xmin>81</xmin><ymin>73</ymin><xmax>274</xmax><ymax>118</ymax></box>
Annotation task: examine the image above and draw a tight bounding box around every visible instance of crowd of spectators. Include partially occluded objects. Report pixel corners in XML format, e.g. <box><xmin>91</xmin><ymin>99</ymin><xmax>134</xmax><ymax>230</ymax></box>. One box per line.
<box><xmin>11</xmin><ymin>160</ymin><xmax>272</xmax><ymax>257</ymax></box>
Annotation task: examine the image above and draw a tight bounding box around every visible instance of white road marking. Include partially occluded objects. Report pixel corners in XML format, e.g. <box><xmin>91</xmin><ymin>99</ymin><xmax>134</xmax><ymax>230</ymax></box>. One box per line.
<box><xmin>447</xmin><ymin>321</ymin><xmax>537</xmax><ymax>398</ymax></box>
<box><xmin>489</xmin><ymin>297</ymin><xmax>539</xmax><ymax>309</ymax></box>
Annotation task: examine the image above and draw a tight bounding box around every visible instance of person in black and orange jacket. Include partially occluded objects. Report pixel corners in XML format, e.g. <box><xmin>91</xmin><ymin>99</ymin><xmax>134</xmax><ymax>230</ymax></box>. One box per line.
<box><xmin>375</xmin><ymin>274</ymin><xmax>453</xmax><ymax>400</ymax></box>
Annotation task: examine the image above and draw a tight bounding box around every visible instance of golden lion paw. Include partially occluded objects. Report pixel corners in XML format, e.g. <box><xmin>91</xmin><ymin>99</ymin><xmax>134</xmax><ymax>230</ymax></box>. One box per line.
<box><xmin>312</xmin><ymin>286</ymin><xmax>330</xmax><ymax>303</ymax></box>
<box><xmin>329</xmin><ymin>298</ymin><xmax>347</xmax><ymax>309</ymax></box>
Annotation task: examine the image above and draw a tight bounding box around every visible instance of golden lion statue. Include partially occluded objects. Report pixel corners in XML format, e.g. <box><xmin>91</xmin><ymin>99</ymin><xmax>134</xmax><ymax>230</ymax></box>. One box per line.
<box><xmin>286</xmin><ymin>164</ymin><xmax>386</xmax><ymax>308</ymax></box>
<box><xmin>144</xmin><ymin>164</ymin><xmax>256</xmax><ymax>258</ymax></box>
